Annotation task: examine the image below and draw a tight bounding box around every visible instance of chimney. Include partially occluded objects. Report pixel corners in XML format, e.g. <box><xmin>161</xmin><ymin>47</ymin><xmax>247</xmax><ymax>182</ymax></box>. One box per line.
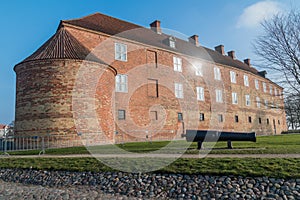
<box><xmin>189</xmin><ymin>35</ymin><xmax>199</xmax><ymax>46</ymax></box>
<box><xmin>258</xmin><ymin>70</ymin><xmax>267</xmax><ymax>78</ymax></box>
<box><xmin>228</xmin><ymin>51</ymin><xmax>236</xmax><ymax>59</ymax></box>
<box><xmin>244</xmin><ymin>58</ymin><xmax>251</xmax><ymax>66</ymax></box>
<box><xmin>215</xmin><ymin>45</ymin><xmax>225</xmax><ymax>55</ymax></box>
<box><xmin>150</xmin><ymin>20</ymin><xmax>162</xmax><ymax>34</ymax></box>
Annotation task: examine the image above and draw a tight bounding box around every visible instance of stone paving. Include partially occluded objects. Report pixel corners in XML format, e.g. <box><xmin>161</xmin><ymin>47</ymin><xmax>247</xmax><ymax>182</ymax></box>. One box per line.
<box><xmin>0</xmin><ymin>169</ymin><xmax>299</xmax><ymax>199</ymax></box>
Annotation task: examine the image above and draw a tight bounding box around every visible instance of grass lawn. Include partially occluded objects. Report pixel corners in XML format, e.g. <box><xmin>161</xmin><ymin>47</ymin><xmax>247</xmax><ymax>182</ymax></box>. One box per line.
<box><xmin>1</xmin><ymin>134</ymin><xmax>299</xmax><ymax>179</ymax></box>
<box><xmin>6</xmin><ymin>133</ymin><xmax>300</xmax><ymax>155</ymax></box>
<box><xmin>0</xmin><ymin>157</ymin><xmax>299</xmax><ymax>179</ymax></box>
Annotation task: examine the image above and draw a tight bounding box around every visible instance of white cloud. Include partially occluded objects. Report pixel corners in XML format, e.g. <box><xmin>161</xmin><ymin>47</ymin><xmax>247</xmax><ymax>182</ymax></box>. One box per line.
<box><xmin>236</xmin><ymin>1</ymin><xmax>283</xmax><ymax>28</ymax></box>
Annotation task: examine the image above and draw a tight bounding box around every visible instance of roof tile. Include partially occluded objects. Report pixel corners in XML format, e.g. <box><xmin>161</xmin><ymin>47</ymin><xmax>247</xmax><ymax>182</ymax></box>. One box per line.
<box><xmin>20</xmin><ymin>27</ymin><xmax>103</xmax><ymax>64</ymax></box>
<box><xmin>62</xmin><ymin>13</ymin><xmax>260</xmax><ymax>76</ymax></box>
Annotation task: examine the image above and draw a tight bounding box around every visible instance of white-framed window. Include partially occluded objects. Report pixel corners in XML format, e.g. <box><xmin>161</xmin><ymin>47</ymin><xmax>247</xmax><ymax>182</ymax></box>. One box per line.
<box><xmin>169</xmin><ymin>37</ymin><xmax>176</xmax><ymax>48</ymax></box>
<box><xmin>118</xmin><ymin>109</ymin><xmax>126</xmax><ymax>120</ymax></box>
<box><xmin>244</xmin><ymin>75</ymin><xmax>249</xmax><ymax>87</ymax></box>
<box><xmin>230</xmin><ymin>71</ymin><xmax>236</xmax><ymax>83</ymax></box>
<box><xmin>115</xmin><ymin>74</ymin><xmax>128</xmax><ymax>93</ymax></box>
<box><xmin>196</xmin><ymin>87</ymin><xmax>205</xmax><ymax>101</ymax></box>
<box><xmin>274</xmin><ymin>88</ymin><xmax>278</xmax><ymax>96</ymax></box>
<box><xmin>115</xmin><ymin>43</ymin><xmax>127</xmax><ymax>61</ymax></box>
<box><xmin>214</xmin><ymin>67</ymin><xmax>221</xmax><ymax>80</ymax></box>
<box><xmin>173</xmin><ymin>57</ymin><xmax>182</xmax><ymax>72</ymax></box>
<box><xmin>245</xmin><ymin>94</ymin><xmax>251</xmax><ymax>106</ymax></box>
<box><xmin>269</xmin><ymin>85</ymin><xmax>273</xmax><ymax>95</ymax></box>
<box><xmin>255</xmin><ymin>79</ymin><xmax>259</xmax><ymax>90</ymax></box>
<box><xmin>256</xmin><ymin>97</ymin><xmax>261</xmax><ymax>108</ymax></box>
<box><xmin>216</xmin><ymin>89</ymin><xmax>223</xmax><ymax>103</ymax></box>
<box><xmin>175</xmin><ymin>83</ymin><xmax>183</xmax><ymax>98</ymax></box>
<box><xmin>264</xmin><ymin>99</ymin><xmax>268</xmax><ymax>109</ymax></box>
<box><xmin>263</xmin><ymin>82</ymin><xmax>267</xmax><ymax>93</ymax></box>
<box><xmin>195</xmin><ymin>64</ymin><xmax>203</xmax><ymax>76</ymax></box>
<box><xmin>232</xmin><ymin>92</ymin><xmax>238</xmax><ymax>104</ymax></box>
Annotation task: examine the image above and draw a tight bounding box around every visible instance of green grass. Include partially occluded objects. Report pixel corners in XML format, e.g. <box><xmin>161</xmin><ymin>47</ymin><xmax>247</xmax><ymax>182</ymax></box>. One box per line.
<box><xmin>0</xmin><ymin>157</ymin><xmax>299</xmax><ymax>178</ymax></box>
<box><xmin>199</xmin><ymin>134</ymin><xmax>300</xmax><ymax>154</ymax></box>
<box><xmin>5</xmin><ymin>134</ymin><xmax>300</xmax><ymax>155</ymax></box>
<box><xmin>2</xmin><ymin>134</ymin><xmax>299</xmax><ymax>179</ymax></box>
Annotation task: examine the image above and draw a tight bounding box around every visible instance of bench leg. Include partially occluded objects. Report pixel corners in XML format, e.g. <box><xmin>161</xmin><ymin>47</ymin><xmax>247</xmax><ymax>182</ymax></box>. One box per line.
<box><xmin>197</xmin><ymin>141</ymin><xmax>203</xmax><ymax>150</ymax></box>
<box><xmin>227</xmin><ymin>140</ymin><xmax>233</xmax><ymax>149</ymax></box>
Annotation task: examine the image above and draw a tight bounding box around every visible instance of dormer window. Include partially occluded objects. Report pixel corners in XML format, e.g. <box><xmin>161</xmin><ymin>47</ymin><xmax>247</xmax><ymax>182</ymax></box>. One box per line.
<box><xmin>169</xmin><ymin>36</ymin><xmax>176</xmax><ymax>48</ymax></box>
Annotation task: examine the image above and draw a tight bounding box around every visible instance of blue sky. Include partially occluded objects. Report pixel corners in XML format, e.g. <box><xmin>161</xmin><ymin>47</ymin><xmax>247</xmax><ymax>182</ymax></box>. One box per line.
<box><xmin>0</xmin><ymin>0</ymin><xmax>299</xmax><ymax>124</ymax></box>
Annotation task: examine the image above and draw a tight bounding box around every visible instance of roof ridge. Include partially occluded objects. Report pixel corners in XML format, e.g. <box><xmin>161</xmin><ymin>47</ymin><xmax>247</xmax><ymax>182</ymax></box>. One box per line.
<box><xmin>63</xmin><ymin>12</ymin><xmax>142</xmax><ymax>28</ymax></box>
<box><xmin>62</xmin><ymin>12</ymin><xmax>103</xmax><ymax>22</ymax></box>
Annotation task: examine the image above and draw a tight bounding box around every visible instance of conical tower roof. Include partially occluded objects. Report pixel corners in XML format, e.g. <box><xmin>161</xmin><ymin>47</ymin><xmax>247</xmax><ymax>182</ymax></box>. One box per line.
<box><xmin>19</xmin><ymin>27</ymin><xmax>103</xmax><ymax>64</ymax></box>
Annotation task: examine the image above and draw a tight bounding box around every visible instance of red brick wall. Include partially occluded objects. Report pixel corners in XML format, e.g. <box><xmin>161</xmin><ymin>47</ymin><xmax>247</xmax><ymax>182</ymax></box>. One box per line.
<box><xmin>14</xmin><ymin>25</ymin><xmax>287</xmax><ymax>146</ymax></box>
<box><xmin>14</xmin><ymin>59</ymin><xmax>116</xmax><ymax>145</ymax></box>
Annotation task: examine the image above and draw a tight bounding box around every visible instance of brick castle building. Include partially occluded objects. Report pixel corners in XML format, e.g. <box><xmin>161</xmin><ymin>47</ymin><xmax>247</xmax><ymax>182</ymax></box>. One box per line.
<box><xmin>14</xmin><ymin>13</ymin><xmax>287</xmax><ymax>144</ymax></box>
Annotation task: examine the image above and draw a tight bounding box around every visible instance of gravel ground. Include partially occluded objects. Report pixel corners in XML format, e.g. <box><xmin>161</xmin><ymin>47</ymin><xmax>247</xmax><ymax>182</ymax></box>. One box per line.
<box><xmin>0</xmin><ymin>169</ymin><xmax>299</xmax><ymax>199</ymax></box>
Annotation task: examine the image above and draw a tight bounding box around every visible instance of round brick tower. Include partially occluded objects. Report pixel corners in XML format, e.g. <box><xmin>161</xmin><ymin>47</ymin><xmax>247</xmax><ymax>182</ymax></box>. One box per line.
<box><xmin>14</xmin><ymin>27</ymin><xmax>117</xmax><ymax>145</ymax></box>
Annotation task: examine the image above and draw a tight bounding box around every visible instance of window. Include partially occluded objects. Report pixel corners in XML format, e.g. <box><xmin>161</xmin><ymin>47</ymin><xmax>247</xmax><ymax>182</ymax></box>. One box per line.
<box><xmin>248</xmin><ymin>116</ymin><xmax>252</xmax><ymax>123</ymax></box>
<box><xmin>169</xmin><ymin>37</ymin><xmax>176</xmax><ymax>48</ymax></box>
<box><xmin>267</xmin><ymin>118</ymin><xmax>269</xmax><ymax>124</ymax></box>
<box><xmin>175</xmin><ymin>83</ymin><xmax>183</xmax><ymax>98</ymax></box>
<box><xmin>118</xmin><ymin>110</ymin><xmax>126</xmax><ymax>120</ymax></box>
<box><xmin>199</xmin><ymin>113</ymin><xmax>205</xmax><ymax>121</ymax></box>
<box><xmin>235</xmin><ymin>115</ymin><xmax>239</xmax><ymax>123</ymax></box>
<box><xmin>196</xmin><ymin>87</ymin><xmax>205</xmax><ymax>101</ymax></box>
<box><xmin>274</xmin><ymin>88</ymin><xmax>278</xmax><ymax>96</ymax></box>
<box><xmin>115</xmin><ymin>43</ymin><xmax>127</xmax><ymax>61</ymax></box>
<box><xmin>255</xmin><ymin>79</ymin><xmax>259</xmax><ymax>90</ymax></box>
<box><xmin>263</xmin><ymin>82</ymin><xmax>267</xmax><ymax>93</ymax></box>
<box><xmin>178</xmin><ymin>112</ymin><xmax>183</xmax><ymax>121</ymax></box>
<box><xmin>259</xmin><ymin>117</ymin><xmax>262</xmax><ymax>124</ymax></box>
<box><xmin>256</xmin><ymin>97</ymin><xmax>261</xmax><ymax>108</ymax></box>
<box><xmin>115</xmin><ymin>74</ymin><xmax>128</xmax><ymax>93</ymax></box>
<box><xmin>245</xmin><ymin>95</ymin><xmax>251</xmax><ymax>106</ymax></box>
<box><xmin>269</xmin><ymin>85</ymin><xmax>273</xmax><ymax>95</ymax></box>
<box><xmin>232</xmin><ymin>92</ymin><xmax>238</xmax><ymax>104</ymax></box>
<box><xmin>244</xmin><ymin>75</ymin><xmax>249</xmax><ymax>87</ymax></box>
<box><xmin>230</xmin><ymin>71</ymin><xmax>236</xmax><ymax>83</ymax></box>
<box><xmin>214</xmin><ymin>67</ymin><xmax>221</xmax><ymax>80</ymax></box>
<box><xmin>195</xmin><ymin>64</ymin><xmax>203</xmax><ymax>76</ymax></box>
<box><xmin>216</xmin><ymin>89</ymin><xmax>223</xmax><ymax>103</ymax></box>
<box><xmin>264</xmin><ymin>100</ymin><xmax>268</xmax><ymax>109</ymax></box>
<box><xmin>173</xmin><ymin>57</ymin><xmax>182</xmax><ymax>72</ymax></box>
<box><xmin>218</xmin><ymin>114</ymin><xmax>223</xmax><ymax>123</ymax></box>
<box><xmin>278</xmin><ymin>120</ymin><xmax>280</xmax><ymax>125</ymax></box>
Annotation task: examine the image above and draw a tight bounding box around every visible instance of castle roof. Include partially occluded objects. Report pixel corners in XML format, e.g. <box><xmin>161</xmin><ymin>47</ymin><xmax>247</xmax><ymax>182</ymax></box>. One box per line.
<box><xmin>61</xmin><ymin>12</ymin><xmax>261</xmax><ymax>76</ymax></box>
<box><xmin>19</xmin><ymin>27</ymin><xmax>103</xmax><ymax>65</ymax></box>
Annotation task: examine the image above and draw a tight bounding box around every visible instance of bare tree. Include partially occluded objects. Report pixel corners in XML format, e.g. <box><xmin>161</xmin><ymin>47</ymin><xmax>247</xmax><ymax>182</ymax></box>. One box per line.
<box><xmin>254</xmin><ymin>10</ymin><xmax>300</xmax><ymax>130</ymax></box>
<box><xmin>253</xmin><ymin>10</ymin><xmax>300</xmax><ymax>95</ymax></box>
<box><xmin>285</xmin><ymin>94</ymin><xmax>300</xmax><ymax>130</ymax></box>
